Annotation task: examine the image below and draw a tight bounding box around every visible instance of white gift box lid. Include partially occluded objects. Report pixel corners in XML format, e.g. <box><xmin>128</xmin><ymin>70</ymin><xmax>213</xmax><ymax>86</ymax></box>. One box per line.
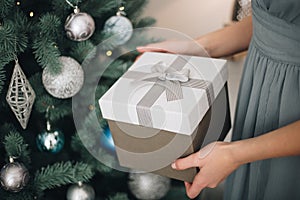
<box><xmin>99</xmin><ymin>52</ymin><xmax>227</xmax><ymax>135</ymax></box>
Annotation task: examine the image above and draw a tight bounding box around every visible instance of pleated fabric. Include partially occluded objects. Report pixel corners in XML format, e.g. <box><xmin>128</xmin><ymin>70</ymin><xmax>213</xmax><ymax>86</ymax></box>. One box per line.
<box><xmin>224</xmin><ymin>0</ymin><xmax>300</xmax><ymax>199</ymax></box>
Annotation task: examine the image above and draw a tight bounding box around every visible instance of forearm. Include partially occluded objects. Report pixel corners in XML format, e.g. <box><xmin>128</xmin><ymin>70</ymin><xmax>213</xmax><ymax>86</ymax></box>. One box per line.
<box><xmin>230</xmin><ymin>120</ymin><xmax>300</xmax><ymax>165</ymax></box>
<box><xmin>197</xmin><ymin>16</ymin><xmax>253</xmax><ymax>58</ymax></box>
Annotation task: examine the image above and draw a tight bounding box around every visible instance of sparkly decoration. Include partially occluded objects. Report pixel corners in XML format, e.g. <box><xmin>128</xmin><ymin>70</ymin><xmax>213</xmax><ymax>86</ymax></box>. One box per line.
<box><xmin>103</xmin><ymin>10</ymin><xmax>133</xmax><ymax>46</ymax></box>
<box><xmin>237</xmin><ymin>0</ymin><xmax>252</xmax><ymax>21</ymax></box>
<box><xmin>64</xmin><ymin>7</ymin><xmax>95</xmax><ymax>41</ymax></box>
<box><xmin>0</xmin><ymin>161</ymin><xmax>30</xmax><ymax>192</ymax></box>
<box><xmin>128</xmin><ymin>172</ymin><xmax>171</xmax><ymax>200</ymax></box>
<box><xmin>66</xmin><ymin>182</ymin><xmax>95</xmax><ymax>200</ymax></box>
<box><xmin>6</xmin><ymin>60</ymin><xmax>36</xmax><ymax>129</ymax></box>
<box><xmin>36</xmin><ymin>121</ymin><xmax>65</xmax><ymax>154</ymax></box>
<box><xmin>42</xmin><ymin>56</ymin><xmax>84</xmax><ymax>99</ymax></box>
<box><xmin>100</xmin><ymin>125</ymin><xmax>115</xmax><ymax>152</ymax></box>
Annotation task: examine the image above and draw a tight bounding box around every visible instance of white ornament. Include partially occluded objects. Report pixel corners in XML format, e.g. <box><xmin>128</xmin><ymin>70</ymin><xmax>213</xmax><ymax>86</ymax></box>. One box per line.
<box><xmin>65</xmin><ymin>8</ymin><xmax>95</xmax><ymax>41</ymax></box>
<box><xmin>128</xmin><ymin>172</ymin><xmax>171</xmax><ymax>200</ymax></box>
<box><xmin>103</xmin><ymin>12</ymin><xmax>133</xmax><ymax>46</ymax></box>
<box><xmin>66</xmin><ymin>182</ymin><xmax>95</xmax><ymax>200</ymax></box>
<box><xmin>42</xmin><ymin>56</ymin><xmax>84</xmax><ymax>99</ymax></box>
<box><xmin>6</xmin><ymin>60</ymin><xmax>36</xmax><ymax>129</ymax></box>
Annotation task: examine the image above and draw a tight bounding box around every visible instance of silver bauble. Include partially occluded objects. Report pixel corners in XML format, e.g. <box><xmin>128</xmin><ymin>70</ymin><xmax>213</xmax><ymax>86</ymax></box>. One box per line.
<box><xmin>0</xmin><ymin>162</ymin><xmax>30</xmax><ymax>192</ymax></box>
<box><xmin>128</xmin><ymin>172</ymin><xmax>171</xmax><ymax>200</ymax></box>
<box><xmin>65</xmin><ymin>11</ymin><xmax>95</xmax><ymax>41</ymax></box>
<box><xmin>103</xmin><ymin>15</ymin><xmax>133</xmax><ymax>46</ymax></box>
<box><xmin>42</xmin><ymin>56</ymin><xmax>84</xmax><ymax>99</ymax></box>
<box><xmin>66</xmin><ymin>183</ymin><xmax>95</xmax><ymax>200</ymax></box>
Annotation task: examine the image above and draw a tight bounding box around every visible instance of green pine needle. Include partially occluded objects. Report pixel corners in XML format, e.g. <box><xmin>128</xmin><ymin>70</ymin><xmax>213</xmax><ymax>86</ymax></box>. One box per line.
<box><xmin>34</xmin><ymin>161</ymin><xmax>94</xmax><ymax>192</ymax></box>
<box><xmin>0</xmin><ymin>0</ymin><xmax>14</xmax><ymax>18</ymax></box>
<box><xmin>3</xmin><ymin>131</ymin><xmax>31</xmax><ymax>165</ymax></box>
<box><xmin>33</xmin><ymin>37</ymin><xmax>61</xmax><ymax>74</ymax></box>
<box><xmin>108</xmin><ymin>193</ymin><xmax>129</xmax><ymax>200</ymax></box>
<box><xmin>38</xmin><ymin>13</ymin><xmax>62</xmax><ymax>38</ymax></box>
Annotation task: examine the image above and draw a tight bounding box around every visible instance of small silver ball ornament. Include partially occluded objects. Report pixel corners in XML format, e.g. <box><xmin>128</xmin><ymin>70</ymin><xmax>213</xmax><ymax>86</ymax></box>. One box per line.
<box><xmin>103</xmin><ymin>14</ymin><xmax>133</xmax><ymax>46</ymax></box>
<box><xmin>65</xmin><ymin>8</ymin><xmax>95</xmax><ymax>41</ymax></box>
<box><xmin>66</xmin><ymin>182</ymin><xmax>95</xmax><ymax>200</ymax></box>
<box><xmin>128</xmin><ymin>172</ymin><xmax>171</xmax><ymax>200</ymax></box>
<box><xmin>0</xmin><ymin>162</ymin><xmax>30</xmax><ymax>192</ymax></box>
<box><xmin>42</xmin><ymin>56</ymin><xmax>84</xmax><ymax>99</ymax></box>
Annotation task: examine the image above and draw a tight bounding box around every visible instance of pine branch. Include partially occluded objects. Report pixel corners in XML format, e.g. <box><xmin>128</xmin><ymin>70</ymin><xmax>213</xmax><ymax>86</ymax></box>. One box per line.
<box><xmin>69</xmin><ymin>40</ymin><xmax>95</xmax><ymax>63</ymax></box>
<box><xmin>3</xmin><ymin>131</ymin><xmax>31</xmax><ymax>165</ymax></box>
<box><xmin>102</xmin><ymin>60</ymin><xmax>132</xmax><ymax>79</ymax></box>
<box><xmin>135</xmin><ymin>17</ymin><xmax>156</xmax><ymax>28</ymax></box>
<box><xmin>34</xmin><ymin>161</ymin><xmax>94</xmax><ymax>192</ymax></box>
<box><xmin>38</xmin><ymin>13</ymin><xmax>62</xmax><ymax>39</ymax></box>
<box><xmin>33</xmin><ymin>37</ymin><xmax>61</xmax><ymax>74</ymax></box>
<box><xmin>0</xmin><ymin>0</ymin><xmax>14</xmax><ymax>18</ymax></box>
<box><xmin>108</xmin><ymin>193</ymin><xmax>129</xmax><ymax>200</ymax></box>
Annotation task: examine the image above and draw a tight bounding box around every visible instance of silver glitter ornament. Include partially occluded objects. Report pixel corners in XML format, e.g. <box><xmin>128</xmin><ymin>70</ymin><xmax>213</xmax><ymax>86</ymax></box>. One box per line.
<box><xmin>66</xmin><ymin>182</ymin><xmax>95</xmax><ymax>200</ymax></box>
<box><xmin>128</xmin><ymin>172</ymin><xmax>171</xmax><ymax>200</ymax></box>
<box><xmin>103</xmin><ymin>11</ymin><xmax>133</xmax><ymax>46</ymax></box>
<box><xmin>42</xmin><ymin>56</ymin><xmax>84</xmax><ymax>99</ymax></box>
<box><xmin>65</xmin><ymin>8</ymin><xmax>95</xmax><ymax>41</ymax></box>
<box><xmin>6</xmin><ymin>60</ymin><xmax>36</xmax><ymax>129</ymax></box>
<box><xmin>0</xmin><ymin>161</ymin><xmax>30</xmax><ymax>192</ymax></box>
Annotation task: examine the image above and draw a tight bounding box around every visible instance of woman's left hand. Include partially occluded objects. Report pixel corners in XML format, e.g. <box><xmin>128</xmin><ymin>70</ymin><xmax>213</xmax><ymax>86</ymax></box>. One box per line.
<box><xmin>171</xmin><ymin>142</ymin><xmax>240</xmax><ymax>199</ymax></box>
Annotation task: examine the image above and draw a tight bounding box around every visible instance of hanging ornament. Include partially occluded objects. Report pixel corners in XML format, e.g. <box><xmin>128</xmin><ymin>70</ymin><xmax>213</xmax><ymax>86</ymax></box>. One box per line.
<box><xmin>6</xmin><ymin>59</ymin><xmax>36</xmax><ymax>129</ymax></box>
<box><xmin>64</xmin><ymin>0</ymin><xmax>95</xmax><ymax>41</ymax></box>
<box><xmin>0</xmin><ymin>157</ymin><xmax>30</xmax><ymax>192</ymax></box>
<box><xmin>36</xmin><ymin>119</ymin><xmax>65</xmax><ymax>154</ymax></box>
<box><xmin>42</xmin><ymin>56</ymin><xmax>84</xmax><ymax>99</ymax></box>
<box><xmin>128</xmin><ymin>172</ymin><xmax>171</xmax><ymax>200</ymax></box>
<box><xmin>103</xmin><ymin>6</ymin><xmax>133</xmax><ymax>46</ymax></box>
<box><xmin>66</xmin><ymin>182</ymin><xmax>95</xmax><ymax>200</ymax></box>
<box><xmin>99</xmin><ymin>125</ymin><xmax>115</xmax><ymax>152</ymax></box>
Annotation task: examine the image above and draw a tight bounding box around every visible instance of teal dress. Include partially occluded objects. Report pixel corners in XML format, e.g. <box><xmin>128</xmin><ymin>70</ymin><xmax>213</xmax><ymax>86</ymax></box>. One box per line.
<box><xmin>224</xmin><ymin>0</ymin><xmax>300</xmax><ymax>199</ymax></box>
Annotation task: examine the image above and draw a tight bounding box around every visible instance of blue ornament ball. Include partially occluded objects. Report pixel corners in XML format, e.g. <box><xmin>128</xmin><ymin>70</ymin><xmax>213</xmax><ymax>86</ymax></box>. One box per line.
<box><xmin>36</xmin><ymin>129</ymin><xmax>65</xmax><ymax>154</ymax></box>
<box><xmin>100</xmin><ymin>125</ymin><xmax>115</xmax><ymax>152</ymax></box>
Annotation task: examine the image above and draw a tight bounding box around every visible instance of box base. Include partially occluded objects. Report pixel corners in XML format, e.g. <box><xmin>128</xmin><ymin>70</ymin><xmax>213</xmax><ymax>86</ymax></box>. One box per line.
<box><xmin>107</xmin><ymin>84</ymin><xmax>231</xmax><ymax>183</ymax></box>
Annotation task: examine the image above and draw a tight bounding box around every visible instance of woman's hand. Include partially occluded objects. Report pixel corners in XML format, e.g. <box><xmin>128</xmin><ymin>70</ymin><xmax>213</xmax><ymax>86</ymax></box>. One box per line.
<box><xmin>172</xmin><ymin>142</ymin><xmax>240</xmax><ymax>199</ymax></box>
<box><xmin>137</xmin><ymin>40</ymin><xmax>210</xmax><ymax>57</ymax></box>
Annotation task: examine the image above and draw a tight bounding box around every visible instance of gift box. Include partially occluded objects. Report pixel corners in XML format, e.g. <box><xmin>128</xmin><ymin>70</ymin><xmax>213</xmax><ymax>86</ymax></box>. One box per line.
<box><xmin>99</xmin><ymin>52</ymin><xmax>231</xmax><ymax>182</ymax></box>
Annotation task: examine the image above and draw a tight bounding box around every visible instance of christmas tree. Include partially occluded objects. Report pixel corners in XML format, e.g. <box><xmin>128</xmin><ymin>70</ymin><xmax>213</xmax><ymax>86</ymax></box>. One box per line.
<box><xmin>0</xmin><ymin>0</ymin><xmax>189</xmax><ymax>199</ymax></box>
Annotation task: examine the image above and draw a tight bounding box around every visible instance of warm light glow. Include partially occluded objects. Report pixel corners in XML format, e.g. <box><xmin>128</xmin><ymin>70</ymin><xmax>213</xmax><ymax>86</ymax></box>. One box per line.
<box><xmin>16</xmin><ymin>1</ymin><xmax>21</xmax><ymax>5</ymax></box>
<box><xmin>29</xmin><ymin>11</ymin><xmax>34</xmax><ymax>17</ymax></box>
<box><xmin>106</xmin><ymin>50</ymin><xmax>113</xmax><ymax>57</ymax></box>
<box><xmin>119</xmin><ymin>6</ymin><xmax>125</xmax><ymax>11</ymax></box>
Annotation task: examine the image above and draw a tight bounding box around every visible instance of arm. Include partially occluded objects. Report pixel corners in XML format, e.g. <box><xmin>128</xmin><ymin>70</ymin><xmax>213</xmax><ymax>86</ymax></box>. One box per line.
<box><xmin>137</xmin><ymin>16</ymin><xmax>253</xmax><ymax>58</ymax></box>
<box><xmin>172</xmin><ymin>120</ymin><xmax>300</xmax><ymax>199</ymax></box>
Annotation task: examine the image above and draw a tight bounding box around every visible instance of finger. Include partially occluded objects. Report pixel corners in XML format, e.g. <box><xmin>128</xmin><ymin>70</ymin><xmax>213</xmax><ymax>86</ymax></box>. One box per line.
<box><xmin>136</xmin><ymin>45</ymin><xmax>169</xmax><ymax>53</ymax></box>
<box><xmin>171</xmin><ymin>152</ymin><xmax>203</xmax><ymax>170</ymax></box>
<box><xmin>185</xmin><ymin>172</ymin><xmax>206</xmax><ymax>199</ymax></box>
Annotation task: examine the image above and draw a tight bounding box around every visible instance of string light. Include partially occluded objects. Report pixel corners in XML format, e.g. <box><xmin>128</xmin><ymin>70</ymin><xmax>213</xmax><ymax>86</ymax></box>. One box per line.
<box><xmin>16</xmin><ymin>1</ymin><xmax>21</xmax><ymax>6</ymax></box>
<box><xmin>29</xmin><ymin>11</ymin><xmax>34</xmax><ymax>17</ymax></box>
<box><xmin>119</xmin><ymin>6</ymin><xmax>125</xmax><ymax>11</ymax></box>
<box><xmin>106</xmin><ymin>50</ymin><xmax>113</xmax><ymax>57</ymax></box>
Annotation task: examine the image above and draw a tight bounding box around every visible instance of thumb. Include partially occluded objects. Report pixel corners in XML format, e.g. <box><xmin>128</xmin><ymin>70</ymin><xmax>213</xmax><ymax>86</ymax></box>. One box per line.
<box><xmin>172</xmin><ymin>152</ymin><xmax>204</xmax><ymax>171</ymax></box>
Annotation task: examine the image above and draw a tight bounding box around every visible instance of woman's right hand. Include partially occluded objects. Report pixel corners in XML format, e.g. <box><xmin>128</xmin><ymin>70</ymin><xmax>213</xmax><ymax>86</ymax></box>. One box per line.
<box><xmin>136</xmin><ymin>40</ymin><xmax>210</xmax><ymax>57</ymax></box>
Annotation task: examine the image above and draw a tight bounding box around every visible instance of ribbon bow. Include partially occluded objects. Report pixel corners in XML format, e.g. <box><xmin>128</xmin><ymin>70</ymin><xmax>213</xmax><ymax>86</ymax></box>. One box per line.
<box><xmin>137</xmin><ymin>61</ymin><xmax>190</xmax><ymax>101</ymax></box>
<box><xmin>138</xmin><ymin>61</ymin><xmax>190</xmax><ymax>83</ymax></box>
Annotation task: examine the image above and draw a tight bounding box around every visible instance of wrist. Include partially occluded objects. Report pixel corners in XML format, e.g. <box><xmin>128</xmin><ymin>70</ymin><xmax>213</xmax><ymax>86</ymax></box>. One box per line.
<box><xmin>225</xmin><ymin>140</ymin><xmax>248</xmax><ymax>167</ymax></box>
<box><xmin>196</xmin><ymin>37</ymin><xmax>212</xmax><ymax>57</ymax></box>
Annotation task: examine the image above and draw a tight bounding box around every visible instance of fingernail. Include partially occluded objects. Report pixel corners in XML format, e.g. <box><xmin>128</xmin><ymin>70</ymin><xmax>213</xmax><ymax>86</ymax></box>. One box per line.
<box><xmin>171</xmin><ymin>162</ymin><xmax>177</xmax><ymax>169</ymax></box>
